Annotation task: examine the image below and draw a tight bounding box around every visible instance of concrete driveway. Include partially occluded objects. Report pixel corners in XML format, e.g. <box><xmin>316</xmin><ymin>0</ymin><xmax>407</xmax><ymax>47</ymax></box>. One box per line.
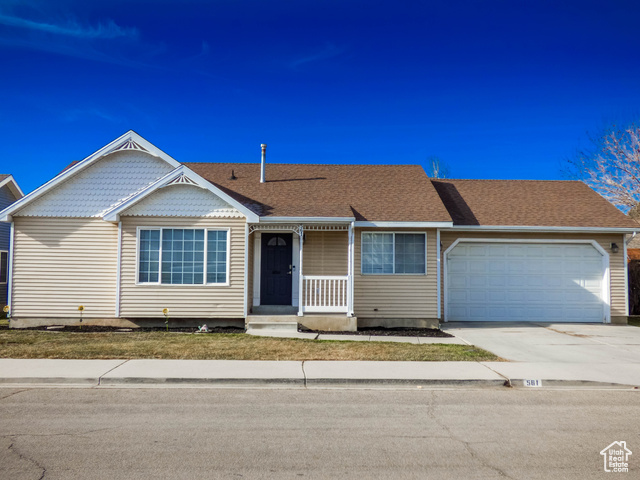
<box><xmin>441</xmin><ymin>322</ymin><xmax>640</xmax><ymax>364</ymax></box>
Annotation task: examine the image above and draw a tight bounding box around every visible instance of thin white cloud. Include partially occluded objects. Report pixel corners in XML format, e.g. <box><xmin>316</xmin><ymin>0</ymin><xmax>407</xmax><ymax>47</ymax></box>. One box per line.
<box><xmin>290</xmin><ymin>43</ymin><xmax>345</xmax><ymax>70</ymax></box>
<box><xmin>0</xmin><ymin>13</ymin><xmax>138</xmax><ymax>40</ymax></box>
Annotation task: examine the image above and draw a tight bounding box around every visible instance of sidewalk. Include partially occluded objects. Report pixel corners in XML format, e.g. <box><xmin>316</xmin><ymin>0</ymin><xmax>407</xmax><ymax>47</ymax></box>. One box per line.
<box><xmin>247</xmin><ymin>330</ymin><xmax>468</xmax><ymax>344</ymax></box>
<box><xmin>1</xmin><ymin>358</ymin><xmax>639</xmax><ymax>389</ymax></box>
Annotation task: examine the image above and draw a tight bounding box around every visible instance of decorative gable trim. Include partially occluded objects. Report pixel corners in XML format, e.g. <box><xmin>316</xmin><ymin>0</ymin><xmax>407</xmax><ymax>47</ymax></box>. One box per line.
<box><xmin>102</xmin><ymin>165</ymin><xmax>259</xmax><ymax>222</ymax></box>
<box><xmin>107</xmin><ymin>139</ymin><xmax>150</xmax><ymax>155</ymax></box>
<box><xmin>0</xmin><ymin>131</ymin><xmax>180</xmax><ymax>222</ymax></box>
<box><xmin>164</xmin><ymin>174</ymin><xmax>201</xmax><ymax>188</ymax></box>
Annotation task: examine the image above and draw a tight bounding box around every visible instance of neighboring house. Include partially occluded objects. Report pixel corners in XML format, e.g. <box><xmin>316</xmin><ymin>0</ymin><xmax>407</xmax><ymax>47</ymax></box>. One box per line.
<box><xmin>0</xmin><ymin>131</ymin><xmax>637</xmax><ymax>329</ymax></box>
<box><xmin>0</xmin><ymin>175</ymin><xmax>23</xmax><ymax>309</ymax></box>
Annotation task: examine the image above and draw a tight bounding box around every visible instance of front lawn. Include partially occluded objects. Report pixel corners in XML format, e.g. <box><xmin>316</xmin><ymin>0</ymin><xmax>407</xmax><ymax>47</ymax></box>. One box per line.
<box><xmin>0</xmin><ymin>330</ymin><xmax>499</xmax><ymax>361</ymax></box>
<box><xmin>628</xmin><ymin>317</ymin><xmax>640</xmax><ymax>327</ymax></box>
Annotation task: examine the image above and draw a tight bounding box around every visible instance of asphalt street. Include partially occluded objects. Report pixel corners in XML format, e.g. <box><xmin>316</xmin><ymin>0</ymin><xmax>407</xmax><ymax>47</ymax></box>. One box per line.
<box><xmin>1</xmin><ymin>387</ymin><xmax>638</xmax><ymax>479</ymax></box>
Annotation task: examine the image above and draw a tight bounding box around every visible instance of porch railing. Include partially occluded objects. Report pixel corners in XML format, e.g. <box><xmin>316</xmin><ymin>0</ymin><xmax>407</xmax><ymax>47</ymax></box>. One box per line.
<box><xmin>302</xmin><ymin>275</ymin><xmax>349</xmax><ymax>313</ymax></box>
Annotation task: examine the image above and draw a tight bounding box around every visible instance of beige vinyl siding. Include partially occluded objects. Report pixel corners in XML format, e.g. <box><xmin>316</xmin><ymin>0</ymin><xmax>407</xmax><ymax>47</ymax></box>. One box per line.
<box><xmin>119</xmin><ymin>217</ymin><xmax>246</xmax><ymax>318</ymax></box>
<box><xmin>302</xmin><ymin>231</ymin><xmax>348</xmax><ymax>276</ymax></box>
<box><xmin>354</xmin><ymin>228</ymin><xmax>438</xmax><ymax>319</ymax></box>
<box><xmin>12</xmin><ymin>217</ymin><xmax>118</xmax><ymax>317</ymax></box>
<box><xmin>440</xmin><ymin>231</ymin><xmax>627</xmax><ymax>319</ymax></box>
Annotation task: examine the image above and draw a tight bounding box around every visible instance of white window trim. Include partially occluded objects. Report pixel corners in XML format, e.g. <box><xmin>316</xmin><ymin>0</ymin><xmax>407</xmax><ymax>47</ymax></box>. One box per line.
<box><xmin>360</xmin><ymin>231</ymin><xmax>427</xmax><ymax>276</ymax></box>
<box><xmin>0</xmin><ymin>250</ymin><xmax>7</xmax><ymax>285</ymax></box>
<box><xmin>135</xmin><ymin>226</ymin><xmax>231</xmax><ymax>287</ymax></box>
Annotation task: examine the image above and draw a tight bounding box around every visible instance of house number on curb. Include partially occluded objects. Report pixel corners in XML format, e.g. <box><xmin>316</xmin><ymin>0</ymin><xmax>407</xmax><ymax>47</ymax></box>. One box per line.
<box><xmin>523</xmin><ymin>379</ymin><xmax>542</xmax><ymax>387</ymax></box>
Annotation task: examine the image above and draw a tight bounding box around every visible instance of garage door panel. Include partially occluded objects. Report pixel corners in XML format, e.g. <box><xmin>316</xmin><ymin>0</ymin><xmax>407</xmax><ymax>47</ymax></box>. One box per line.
<box><xmin>446</xmin><ymin>242</ymin><xmax>606</xmax><ymax>323</ymax></box>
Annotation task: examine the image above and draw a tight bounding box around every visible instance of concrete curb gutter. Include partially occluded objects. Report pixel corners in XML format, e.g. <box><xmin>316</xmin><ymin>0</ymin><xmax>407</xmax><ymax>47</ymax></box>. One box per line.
<box><xmin>1</xmin><ymin>359</ymin><xmax>639</xmax><ymax>389</ymax></box>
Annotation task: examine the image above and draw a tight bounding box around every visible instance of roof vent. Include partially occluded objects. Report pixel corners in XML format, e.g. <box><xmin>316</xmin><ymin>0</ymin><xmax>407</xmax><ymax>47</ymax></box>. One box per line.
<box><xmin>260</xmin><ymin>144</ymin><xmax>267</xmax><ymax>183</ymax></box>
<box><xmin>229</xmin><ymin>169</ymin><xmax>237</xmax><ymax>180</ymax></box>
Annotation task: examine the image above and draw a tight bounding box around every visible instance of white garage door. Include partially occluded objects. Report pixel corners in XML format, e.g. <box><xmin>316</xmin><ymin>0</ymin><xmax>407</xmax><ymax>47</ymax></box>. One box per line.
<box><xmin>446</xmin><ymin>242</ymin><xmax>607</xmax><ymax>322</ymax></box>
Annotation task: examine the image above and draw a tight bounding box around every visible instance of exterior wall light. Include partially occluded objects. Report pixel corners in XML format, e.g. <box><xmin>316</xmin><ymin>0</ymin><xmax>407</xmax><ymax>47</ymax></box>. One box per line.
<box><xmin>611</xmin><ymin>243</ymin><xmax>619</xmax><ymax>253</ymax></box>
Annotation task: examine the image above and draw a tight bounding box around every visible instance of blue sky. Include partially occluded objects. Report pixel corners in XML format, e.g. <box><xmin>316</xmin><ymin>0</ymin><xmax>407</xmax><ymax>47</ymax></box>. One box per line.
<box><xmin>1</xmin><ymin>0</ymin><xmax>640</xmax><ymax>193</ymax></box>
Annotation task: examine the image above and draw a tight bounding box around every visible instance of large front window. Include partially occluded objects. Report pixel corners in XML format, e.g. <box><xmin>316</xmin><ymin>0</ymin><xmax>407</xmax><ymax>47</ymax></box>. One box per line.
<box><xmin>361</xmin><ymin>232</ymin><xmax>426</xmax><ymax>274</ymax></box>
<box><xmin>138</xmin><ymin>228</ymin><xmax>228</xmax><ymax>285</ymax></box>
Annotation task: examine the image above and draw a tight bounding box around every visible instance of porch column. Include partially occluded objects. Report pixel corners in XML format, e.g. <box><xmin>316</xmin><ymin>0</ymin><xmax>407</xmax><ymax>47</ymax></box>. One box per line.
<box><xmin>347</xmin><ymin>221</ymin><xmax>355</xmax><ymax>317</ymax></box>
<box><xmin>297</xmin><ymin>225</ymin><xmax>304</xmax><ymax>317</ymax></box>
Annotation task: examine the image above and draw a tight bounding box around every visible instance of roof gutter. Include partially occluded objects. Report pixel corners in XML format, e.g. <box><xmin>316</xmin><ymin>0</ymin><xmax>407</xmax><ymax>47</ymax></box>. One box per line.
<box><xmin>259</xmin><ymin>216</ymin><xmax>355</xmax><ymax>223</ymax></box>
<box><xmin>443</xmin><ymin>225</ymin><xmax>639</xmax><ymax>233</ymax></box>
<box><xmin>354</xmin><ymin>221</ymin><xmax>454</xmax><ymax>228</ymax></box>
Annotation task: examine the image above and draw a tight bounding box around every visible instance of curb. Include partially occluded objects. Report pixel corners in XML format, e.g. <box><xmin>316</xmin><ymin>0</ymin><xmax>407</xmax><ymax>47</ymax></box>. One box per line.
<box><xmin>2</xmin><ymin>377</ymin><xmax>635</xmax><ymax>389</ymax></box>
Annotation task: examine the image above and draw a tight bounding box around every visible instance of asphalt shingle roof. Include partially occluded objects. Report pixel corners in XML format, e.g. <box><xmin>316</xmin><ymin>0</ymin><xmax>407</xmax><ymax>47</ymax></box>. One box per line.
<box><xmin>185</xmin><ymin>163</ymin><xmax>453</xmax><ymax>222</ymax></box>
<box><xmin>431</xmin><ymin>179</ymin><xmax>638</xmax><ymax>228</ymax></box>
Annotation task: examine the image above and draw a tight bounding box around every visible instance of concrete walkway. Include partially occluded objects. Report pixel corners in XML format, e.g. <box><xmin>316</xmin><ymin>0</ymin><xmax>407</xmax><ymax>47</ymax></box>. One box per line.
<box><xmin>246</xmin><ymin>330</ymin><xmax>467</xmax><ymax>344</ymax></box>
<box><xmin>1</xmin><ymin>358</ymin><xmax>639</xmax><ymax>389</ymax></box>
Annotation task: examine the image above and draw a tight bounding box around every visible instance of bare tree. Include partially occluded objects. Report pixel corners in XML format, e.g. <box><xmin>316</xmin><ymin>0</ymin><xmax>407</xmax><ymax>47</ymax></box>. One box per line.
<box><xmin>426</xmin><ymin>156</ymin><xmax>451</xmax><ymax>179</ymax></box>
<box><xmin>567</xmin><ymin>123</ymin><xmax>640</xmax><ymax>212</ymax></box>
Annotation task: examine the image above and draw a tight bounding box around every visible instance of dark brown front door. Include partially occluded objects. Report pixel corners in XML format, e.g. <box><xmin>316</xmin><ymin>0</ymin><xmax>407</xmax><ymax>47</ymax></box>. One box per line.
<box><xmin>260</xmin><ymin>233</ymin><xmax>293</xmax><ymax>305</ymax></box>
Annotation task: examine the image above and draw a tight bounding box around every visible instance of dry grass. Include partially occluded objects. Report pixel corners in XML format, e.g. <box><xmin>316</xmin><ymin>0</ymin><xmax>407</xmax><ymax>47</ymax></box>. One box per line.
<box><xmin>0</xmin><ymin>330</ymin><xmax>499</xmax><ymax>361</ymax></box>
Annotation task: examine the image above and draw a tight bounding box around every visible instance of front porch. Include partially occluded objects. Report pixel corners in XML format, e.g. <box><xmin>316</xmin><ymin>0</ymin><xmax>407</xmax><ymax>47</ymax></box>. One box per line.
<box><xmin>247</xmin><ymin>222</ymin><xmax>356</xmax><ymax>331</ymax></box>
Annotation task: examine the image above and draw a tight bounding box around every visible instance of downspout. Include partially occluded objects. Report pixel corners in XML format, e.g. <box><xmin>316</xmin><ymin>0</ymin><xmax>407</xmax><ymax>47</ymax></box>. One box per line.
<box><xmin>243</xmin><ymin>223</ymin><xmax>249</xmax><ymax>317</ymax></box>
<box><xmin>436</xmin><ymin>229</ymin><xmax>441</xmax><ymax>322</ymax></box>
<box><xmin>7</xmin><ymin>221</ymin><xmax>14</xmax><ymax>318</ymax></box>
<box><xmin>115</xmin><ymin>220</ymin><xmax>122</xmax><ymax>317</ymax></box>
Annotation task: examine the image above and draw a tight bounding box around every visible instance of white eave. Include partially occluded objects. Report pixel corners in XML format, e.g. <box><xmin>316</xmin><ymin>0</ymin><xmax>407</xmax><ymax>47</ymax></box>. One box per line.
<box><xmin>443</xmin><ymin>225</ymin><xmax>639</xmax><ymax>233</ymax></box>
<box><xmin>0</xmin><ymin>175</ymin><xmax>24</xmax><ymax>201</ymax></box>
<box><xmin>102</xmin><ymin>165</ymin><xmax>259</xmax><ymax>223</ymax></box>
<box><xmin>0</xmin><ymin>130</ymin><xmax>181</xmax><ymax>222</ymax></box>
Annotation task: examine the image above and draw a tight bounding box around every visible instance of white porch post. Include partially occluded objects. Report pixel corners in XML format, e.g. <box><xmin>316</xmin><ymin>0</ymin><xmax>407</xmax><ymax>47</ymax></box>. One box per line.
<box><xmin>347</xmin><ymin>221</ymin><xmax>355</xmax><ymax>317</ymax></box>
<box><xmin>297</xmin><ymin>225</ymin><xmax>304</xmax><ymax>317</ymax></box>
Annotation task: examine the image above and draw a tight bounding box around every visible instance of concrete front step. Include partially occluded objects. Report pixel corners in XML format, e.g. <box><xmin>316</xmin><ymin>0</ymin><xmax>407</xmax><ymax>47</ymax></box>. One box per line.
<box><xmin>246</xmin><ymin>321</ymin><xmax>299</xmax><ymax>332</ymax></box>
<box><xmin>246</xmin><ymin>314</ymin><xmax>358</xmax><ymax>332</ymax></box>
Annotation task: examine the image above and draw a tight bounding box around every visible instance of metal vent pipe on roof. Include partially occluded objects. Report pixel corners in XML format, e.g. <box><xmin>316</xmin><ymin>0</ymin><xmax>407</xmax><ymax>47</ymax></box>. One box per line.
<box><xmin>260</xmin><ymin>144</ymin><xmax>267</xmax><ymax>183</ymax></box>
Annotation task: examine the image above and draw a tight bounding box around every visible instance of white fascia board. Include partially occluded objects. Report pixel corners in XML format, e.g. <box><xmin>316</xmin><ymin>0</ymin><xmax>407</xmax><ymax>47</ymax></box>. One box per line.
<box><xmin>445</xmin><ymin>225</ymin><xmax>639</xmax><ymax>233</ymax></box>
<box><xmin>260</xmin><ymin>216</ymin><xmax>355</xmax><ymax>223</ymax></box>
<box><xmin>125</xmin><ymin>131</ymin><xmax>181</xmax><ymax>167</ymax></box>
<box><xmin>178</xmin><ymin>165</ymin><xmax>259</xmax><ymax>222</ymax></box>
<box><xmin>0</xmin><ymin>175</ymin><xmax>24</xmax><ymax>199</ymax></box>
<box><xmin>102</xmin><ymin>164</ymin><xmax>260</xmax><ymax>223</ymax></box>
<box><xmin>0</xmin><ymin>131</ymin><xmax>181</xmax><ymax>222</ymax></box>
<box><xmin>354</xmin><ymin>221</ymin><xmax>454</xmax><ymax>228</ymax></box>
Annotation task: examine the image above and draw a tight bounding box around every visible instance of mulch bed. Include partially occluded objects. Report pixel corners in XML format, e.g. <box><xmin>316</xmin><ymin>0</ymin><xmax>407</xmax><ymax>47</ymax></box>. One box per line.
<box><xmin>10</xmin><ymin>325</ymin><xmax>245</xmax><ymax>334</ymax></box>
<box><xmin>1</xmin><ymin>324</ymin><xmax>452</xmax><ymax>338</ymax></box>
<box><xmin>303</xmin><ymin>327</ymin><xmax>453</xmax><ymax>337</ymax></box>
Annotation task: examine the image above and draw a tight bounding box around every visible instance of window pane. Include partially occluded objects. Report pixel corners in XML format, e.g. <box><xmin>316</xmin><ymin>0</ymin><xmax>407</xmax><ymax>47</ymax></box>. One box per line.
<box><xmin>138</xmin><ymin>230</ymin><xmax>160</xmax><ymax>283</ymax></box>
<box><xmin>394</xmin><ymin>234</ymin><xmax>426</xmax><ymax>274</ymax></box>
<box><xmin>361</xmin><ymin>233</ymin><xmax>393</xmax><ymax>274</ymax></box>
<box><xmin>161</xmin><ymin>229</ymin><xmax>205</xmax><ymax>284</ymax></box>
<box><xmin>207</xmin><ymin>230</ymin><xmax>228</xmax><ymax>283</ymax></box>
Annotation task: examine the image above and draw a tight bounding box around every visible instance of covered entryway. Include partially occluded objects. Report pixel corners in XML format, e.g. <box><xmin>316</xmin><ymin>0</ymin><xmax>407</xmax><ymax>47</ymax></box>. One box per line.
<box><xmin>444</xmin><ymin>240</ymin><xmax>609</xmax><ymax>323</ymax></box>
